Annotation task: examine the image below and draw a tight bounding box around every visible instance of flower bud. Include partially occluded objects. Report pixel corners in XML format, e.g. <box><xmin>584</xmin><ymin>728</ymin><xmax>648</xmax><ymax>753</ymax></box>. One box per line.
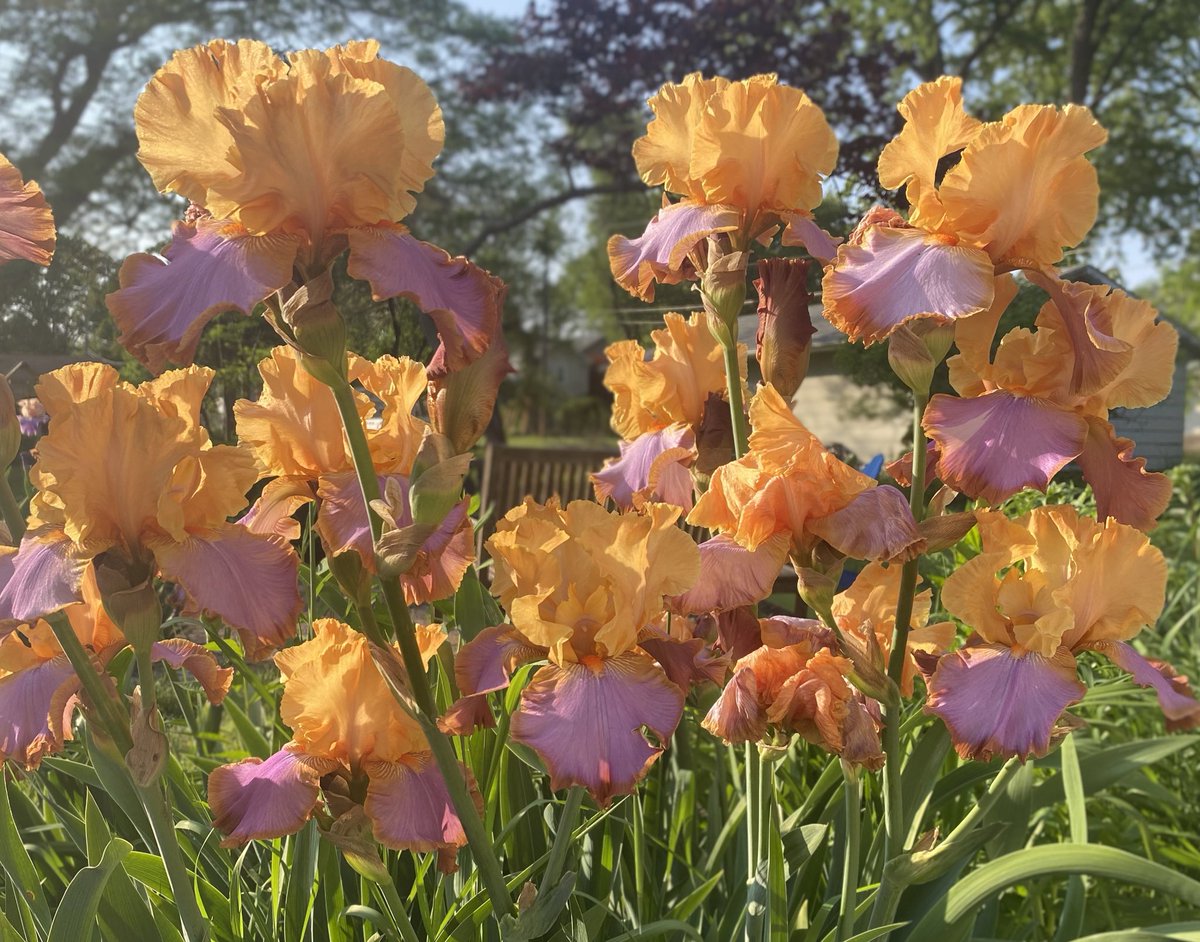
<box><xmin>281</xmin><ymin>271</ymin><xmax>347</xmax><ymax>380</ymax></box>
<box><xmin>0</xmin><ymin>376</ymin><xmax>19</xmax><ymax>468</ymax></box>
<box><xmin>701</xmin><ymin>246</ymin><xmax>748</xmax><ymax>344</ymax></box>
<box><xmin>324</xmin><ymin>807</ymin><xmax>392</xmax><ymax>884</ymax></box>
<box><xmin>409</xmin><ymin>432</ymin><xmax>472</xmax><ymax>529</ymax></box>
<box><xmin>427</xmin><ymin>292</ymin><xmax>513</xmax><ymax>454</ymax></box>
<box><xmin>887</xmin><ymin>321</ymin><xmax>955</xmax><ymax>395</ymax></box>
<box><xmin>94</xmin><ymin>554</ymin><xmax>161</xmax><ymax>653</ymax></box>
<box><xmin>754</xmin><ymin>257</ymin><xmax>816</xmax><ymax>400</ymax></box>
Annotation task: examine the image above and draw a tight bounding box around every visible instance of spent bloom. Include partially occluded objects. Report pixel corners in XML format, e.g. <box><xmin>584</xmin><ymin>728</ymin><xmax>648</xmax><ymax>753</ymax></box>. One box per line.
<box><xmin>592</xmin><ymin>311</ymin><xmax>747</xmax><ymax>511</ymax></box>
<box><xmin>0</xmin><ymin>363</ymin><xmax>300</xmax><ymax>658</ymax></box>
<box><xmin>922</xmin><ymin>506</ymin><xmax>1200</xmax><ymax>761</ymax></box>
<box><xmin>823</xmin><ymin>76</ymin><xmax>1107</xmax><ymax>344</ymax></box>
<box><xmin>443</xmin><ymin>499</ymin><xmax>700</xmax><ymax>804</ymax></box>
<box><xmin>703</xmin><ymin>615</ymin><xmax>883</xmax><ymax>768</ymax></box>
<box><xmin>610</xmin><ymin>72</ymin><xmax>839</xmax><ymax>301</ymax></box>
<box><xmin>235</xmin><ymin>346</ymin><xmax>473</xmax><ymax>605</ymax></box>
<box><xmin>209</xmin><ymin>618</ymin><xmax>474</xmax><ymax>869</ymax></box>
<box><xmin>0</xmin><ymin>151</ymin><xmax>55</xmax><ymax>267</ymax></box>
<box><xmin>107</xmin><ymin>40</ymin><xmax>500</xmax><ymax>373</ymax></box>
<box><xmin>922</xmin><ymin>273</ymin><xmax>1177</xmax><ymax>529</ymax></box>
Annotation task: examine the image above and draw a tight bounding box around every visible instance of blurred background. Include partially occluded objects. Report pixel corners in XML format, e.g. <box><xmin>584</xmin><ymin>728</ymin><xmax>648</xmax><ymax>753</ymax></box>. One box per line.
<box><xmin>1</xmin><ymin>0</ymin><xmax>1197</xmax><ymax>456</ymax></box>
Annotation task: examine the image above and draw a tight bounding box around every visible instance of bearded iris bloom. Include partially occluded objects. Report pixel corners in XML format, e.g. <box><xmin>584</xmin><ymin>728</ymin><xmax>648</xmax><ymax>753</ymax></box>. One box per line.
<box><xmin>208</xmin><ymin>618</ymin><xmax>474</xmax><ymax>869</ymax></box>
<box><xmin>106</xmin><ymin>40</ymin><xmax>499</xmax><ymax>373</ymax></box>
<box><xmin>923</xmin><ymin>507</ymin><xmax>1199</xmax><ymax>761</ymax></box>
<box><xmin>0</xmin><ymin>363</ymin><xmax>300</xmax><ymax>658</ymax></box>
<box><xmin>442</xmin><ymin>499</ymin><xmax>700</xmax><ymax>804</ymax></box>
<box><xmin>235</xmin><ymin>346</ymin><xmax>473</xmax><ymax>604</ymax></box>
<box><xmin>823</xmin><ymin>76</ymin><xmax>1107</xmax><ymax>344</ymax></box>
<box><xmin>609</xmin><ymin>72</ymin><xmax>840</xmax><ymax>301</ymax></box>
<box><xmin>592</xmin><ymin>312</ymin><xmax>747</xmax><ymax>512</ymax></box>
<box><xmin>0</xmin><ymin>568</ymin><xmax>230</xmax><ymax>769</ymax></box>
<box><xmin>921</xmin><ymin>273</ymin><xmax>1177</xmax><ymax>528</ymax></box>
<box><xmin>685</xmin><ymin>384</ymin><xmax>924</xmax><ymax>609</ymax></box>
<box><xmin>0</xmin><ymin>152</ymin><xmax>55</xmax><ymax>267</ymax></box>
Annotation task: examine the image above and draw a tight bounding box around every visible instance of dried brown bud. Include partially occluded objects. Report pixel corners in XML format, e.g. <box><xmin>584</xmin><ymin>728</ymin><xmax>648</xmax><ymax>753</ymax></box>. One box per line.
<box><xmin>754</xmin><ymin>257</ymin><xmax>816</xmax><ymax>400</ymax></box>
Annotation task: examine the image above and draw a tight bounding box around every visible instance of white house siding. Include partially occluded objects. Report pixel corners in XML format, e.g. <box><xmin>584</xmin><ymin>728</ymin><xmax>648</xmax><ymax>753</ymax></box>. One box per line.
<box><xmin>790</xmin><ymin>372</ymin><xmax>907</xmax><ymax>462</ymax></box>
<box><xmin>1110</xmin><ymin>360</ymin><xmax>1189</xmax><ymax>468</ymax></box>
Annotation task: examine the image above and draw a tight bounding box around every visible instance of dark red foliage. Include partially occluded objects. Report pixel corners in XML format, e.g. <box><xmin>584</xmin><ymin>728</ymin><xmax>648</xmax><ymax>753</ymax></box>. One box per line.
<box><xmin>459</xmin><ymin>0</ymin><xmax>910</xmax><ymax>195</ymax></box>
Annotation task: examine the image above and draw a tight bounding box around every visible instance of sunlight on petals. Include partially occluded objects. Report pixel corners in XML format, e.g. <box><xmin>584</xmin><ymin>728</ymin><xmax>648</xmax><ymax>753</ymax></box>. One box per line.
<box><xmin>107</xmin><ymin>219</ymin><xmax>298</xmax><ymax>372</ymax></box>
<box><xmin>608</xmin><ymin>201</ymin><xmax>740</xmax><ymax>301</ymax></box>
<box><xmin>822</xmin><ymin>225</ymin><xmax>994</xmax><ymax>345</ymax></box>
<box><xmin>208</xmin><ymin>746</ymin><xmax>336</xmax><ymax>847</ymax></box>
<box><xmin>511</xmin><ymin>653</ymin><xmax>685</xmax><ymax>805</ymax></box>
<box><xmin>0</xmin><ymin>153</ymin><xmax>55</xmax><ymax>266</ymax></box>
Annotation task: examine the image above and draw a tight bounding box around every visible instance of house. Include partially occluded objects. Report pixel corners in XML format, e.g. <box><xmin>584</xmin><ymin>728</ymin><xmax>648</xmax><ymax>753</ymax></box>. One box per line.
<box><xmin>1</xmin><ymin>352</ymin><xmax>99</xmax><ymax>399</ymax></box>
<box><xmin>736</xmin><ymin>264</ymin><xmax>1200</xmax><ymax>468</ymax></box>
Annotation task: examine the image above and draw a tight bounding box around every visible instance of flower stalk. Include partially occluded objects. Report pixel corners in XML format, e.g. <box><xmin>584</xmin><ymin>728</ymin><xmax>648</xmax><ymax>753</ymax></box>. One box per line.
<box><xmin>324</xmin><ymin>364</ymin><xmax>515</xmax><ymax>920</ymax></box>
<box><xmin>837</xmin><ymin>761</ymin><xmax>862</xmax><ymax>941</ymax></box>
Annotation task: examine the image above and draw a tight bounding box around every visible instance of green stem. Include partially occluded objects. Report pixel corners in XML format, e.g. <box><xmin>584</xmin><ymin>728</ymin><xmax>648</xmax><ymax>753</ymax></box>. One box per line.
<box><xmin>326</xmin><ymin>373</ymin><xmax>515</xmax><ymax>919</ymax></box>
<box><xmin>141</xmin><ymin>781</ymin><xmax>209</xmax><ymax>942</ymax></box>
<box><xmin>46</xmin><ymin>612</ymin><xmax>131</xmax><ymax>752</ymax></box>
<box><xmin>744</xmin><ymin>744</ymin><xmax>761</xmax><ymax>942</ymax></box>
<box><xmin>375</xmin><ymin>878</ymin><xmax>421</xmax><ymax>942</ymax></box>
<box><xmin>541</xmin><ymin>786</ymin><xmax>584</xmax><ymax>893</ymax></box>
<box><xmin>721</xmin><ymin>338</ymin><xmax>750</xmax><ymax>459</ymax></box>
<box><xmin>0</xmin><ymin>471</ymin><xmax>24</xmax><ymax>540</ymax></box>
<box><xmin>880</xmin><ymin>394</ymin><xmax>929</xmax><ymax>861</ymax></box>
<box><xmin>837</xmin><ymin>763</ymin><xmax>862</xmax><ymax>942</ymax></box>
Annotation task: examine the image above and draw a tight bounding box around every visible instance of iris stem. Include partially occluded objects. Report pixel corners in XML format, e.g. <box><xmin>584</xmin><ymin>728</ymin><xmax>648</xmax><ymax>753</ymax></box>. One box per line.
<box><xmin>837</xmin><ymin>762</ymin><xmax>862</xmax><ymax>942</ymax></box>
<box><xmin>141</xmin><ymin>780</ymin><xmax>210</xmax><ymax>942</ymax></box>
<box><xmin>325</xmin><ymin>372</ymin><xmax>515</xmax><ymax>920</ymax></box>
<box><xmin>375</xmin><ymin>877</ymin><xmax>422</xmax><ymax>942</ymax></box>
<box><xmin>720</xmin><ymin>338</ymin><xmax>750</xmax><ymax>460</ymax></box>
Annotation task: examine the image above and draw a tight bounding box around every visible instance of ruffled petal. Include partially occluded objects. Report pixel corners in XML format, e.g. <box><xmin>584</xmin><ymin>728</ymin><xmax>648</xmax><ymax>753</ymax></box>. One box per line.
<box><xmin>1076</xmin><ymin>416</ymin><xmax>1170</xmax><ymax>531</ymax></box>
<box><xmin>107</xmin><ymin>218</ymin><xmax>298</xmax><ymax>372</ymax></box>
<box><xmin>0</xmin><ymin>153</ymin><xmax>55</xmax><ymax>266</ymax></box>
<box><xmin>345</xmin><ymin>224</ymin><xmax>502</xmax><ymax>371</ymax></box>
<box><xmin>208</xmin><ymin>746</ymin><xmax>337</xmax><ymax>847</ymax></box>
<box><xmin>809</xmin><ymin>485</ymin><xmax>925</xmax><ymax>562</ymax></box>
<box><xmin>440</xmin><ymin>626</ymin><xmax>546</xmax><ymax>735</ymax></box>
<box><xmin>1089</xmin><ymin>640</ymin><xmax>1200</xmax><ymax>731</ymax></box>
<box><xmin>607</xmin><ymin>201</ymin><xmax>740</xmax><ymax>301</ymax></box>
<box><xmin>923</xmin><ymin>391</ymin><xmax>1087</xmax><ymax>504</ymax></box>
<box><xmin>669</xmin><ymin>533</ymin><xmax>787</xmax><ymax>614</ymax></box>
<box><xmin>701</xmin><ymin>667</ymin><xmax>764</xmax><ymax>743</ymax></box>
<box><xmin>924</xmin><ymin>641</ymin><xmax>1085</xmax><ymax>761</ymax></box>
<box><xmin>238</xmin><ymin>478</ymin><xmax>314</xmax><ymax>542</ymax></box>
<box><xmin>511</xmin><ymin>652</ymin><xmax>684</xmax><ymax>805</ymax></box>
<box><xmin>637</xmin><ymin>625</ymin><xmax>727</xmax><ymax>690</ymax></box>
<box><xmin>151</xmin><ymin>638</ymin><xmax>233</xmax><ymax>705</ymax></box>
<box><xmin>780</xmin><ymin>211</ymin><xmax>841</xmax><ymax>263</ymax></box>
<box><xmin>398</xmin><ymin>501</ymin><xmax>475</xmax><ymax>606</ymax></box>
<box><xmin>592</xmin><ymin>425</ymin><xmax>696</xmax><ymax>511</ymax></box>
<box><xmin>363</xmin><ymin>755</ymin><xmax>478</xmax><ymax>866</ymax></box>
<box><xmin>152</xmin><ymin>524</ymin><xmax>300</xmax><ymax>659</ymax></box>
<box><xmin>315</xmin><ymin>470</ymin><xmax>391</xmax><ymax>564</ymax></box>
<box><xmin>713</xmin><ymin>606</ymin><xmax>765</xmax><ymax>661</ymax></box>
<box><xmin>822</xmin><ymin>225</ymin><xmax>995</xmax><ymax>345</ymax></box>
<box><xmin>0</xmin><ymin>655</ymin><xmax>78</xmax><ymax>769</ymax></box>
<box><xmin>0</xmin><ymin>530</ymin><xmax>86</xmax><ymax>630</ymax></box>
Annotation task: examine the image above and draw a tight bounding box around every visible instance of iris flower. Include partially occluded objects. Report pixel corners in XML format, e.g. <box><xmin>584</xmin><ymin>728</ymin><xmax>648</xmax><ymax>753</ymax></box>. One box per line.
<box><xmin>685</xmin><ymin>384</ymin><xmax>924</xmax><ymax>610</ymax></box>
<box><xmin>442</xmin><ymin>499</ymin><xmax>700</xmax><ymax>804</ymax></box>
<box><xmin>0</xmin><ymin>152</ymin><xmax>54</xmax><ymax>267</ymax></box>
<box><xmin>923</xmin><ymin>506</ymin><xmax>1199</xmax><ymax>761</ymax></box>
<box><xmin>703</xmin><ymin>615</ymin><xmax>883</xmax><ymax>768</ymax></box>
<box><xmin>0</xmin><ymin>363</ymin><xmax>300</xmax><ymax>659</ymax></box>
<box><xmin>209</xmin><ymin>618</ymin><xmax>474</xmax><ymax>869</ymax></box>
<box><xmin>106</xmin><ymin>40</ymin><xmax>499</xmax><ymax>373</ymax></box>
<box><xmin>0</xmin><ymin>567</ymin><xmax>230</xmax><ymax>769</ymax></box>
<box><xmin>592</xmin><ymin>311</ymin><xmax>747</xmax><ymax>511</ymax></box>
<box><xmin>609</xmin><ymin>72</ymin><xmax>840</xmax><ymax>301</ymax></box>
<box><xmin>822</xmin><ymin>76</ymin><xmax>1107</xmax><ymax>344</ymax></box>
<box><xmin>921</xmin><ymin>273</ymin><xmax>1177</xmax><ymax>529</ymax></box>
<box><xmin>235</xmin><ymin>346</ymin><xmax>473</xmax><ymax>604</ymax></box>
